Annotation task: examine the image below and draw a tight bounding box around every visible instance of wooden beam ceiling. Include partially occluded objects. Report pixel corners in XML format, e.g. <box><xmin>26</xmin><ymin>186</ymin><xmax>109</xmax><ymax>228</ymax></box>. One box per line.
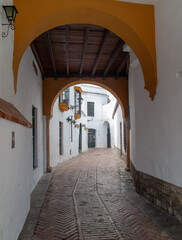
<box><xmin>91</xmin><ymin>30</ymin><xmax>110</xmax><ymax>79</ymax></box>
<box><xmin>79</xmin><ymin>27</ymin><xmax>90</xmax><ymax>79</ymax></box>
<box><xmin>115</xmin><ymin>53</ymin><xmax>129</xmax><ymax>80</ymax></box>
<box><xmin>31</xmin><ymin>24</ymin><xmax>130</xmax><ymax>81</ymax></box>
<box><xmin>104</xmin><ymin>39</ymin><xmax>124</xmax><ymax>79</ymax></box>
<box><xmin>66</xmin><ymin>26</ymin><xmax>69</xmax><ymax>78</ymax></box>
<box><xmin>45</xmin><ymin>31</ymin><xmax>57</xmax><ymax>79</ymax></box>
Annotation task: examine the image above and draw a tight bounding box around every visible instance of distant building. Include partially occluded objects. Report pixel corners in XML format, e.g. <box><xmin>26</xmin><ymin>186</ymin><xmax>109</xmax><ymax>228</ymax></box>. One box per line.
<box><xmin>50</xmin><ymin>84</ymin><xmax>116</xmax><ymax>166</ymax></box>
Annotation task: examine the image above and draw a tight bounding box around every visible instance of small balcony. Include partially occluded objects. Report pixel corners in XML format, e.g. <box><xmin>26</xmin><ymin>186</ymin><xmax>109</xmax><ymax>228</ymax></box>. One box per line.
<box><xmin>58</xmin><ymin>89</ymin><xmax>70</xmax><ymax>112</ymax></box>
<box><xmin>73</xmin><ymin>86</ymin><xmax>83</xmax><ymax>119</ymax></box>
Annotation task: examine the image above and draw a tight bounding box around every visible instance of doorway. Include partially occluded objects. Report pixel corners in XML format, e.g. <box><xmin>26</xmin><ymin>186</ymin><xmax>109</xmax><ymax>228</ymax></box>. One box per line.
<box><xmin>107</xmin><ymin>125</ymin><xmax>111</xmax><ymax>148</ymax></box>
<box><xmin>88</xmin><ymin>129</ymin><xmax>96</xmax><ymax>148</ymax></box>
<box><xmin>79</xmin><ymin>123</ymin><xmax>82</xmax><ymax>152</ymax></box>
<box><xmin>120</xmin><ymin>122</ymin><xmax>122</xmax><ymax>156</ymax></box>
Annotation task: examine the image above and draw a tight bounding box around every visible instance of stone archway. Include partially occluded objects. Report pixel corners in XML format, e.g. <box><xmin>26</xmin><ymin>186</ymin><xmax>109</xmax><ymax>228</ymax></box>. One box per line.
<box><xmin>43</xmin><ymin>77</ymin><xmax>128</xmax><ymax>119</ymax></box>
<box><xmin>13</xmin><ymin>0</ymin><xmax>157</xmax><ymax>172</ymax></box>
<box><xmin>14</xmin><ymin>0</ymin><xmax>157</xmax><ymax>99</ymax></box>
<box><xmin>45</xmin><ymin>79</ymin><xmax>130</xmax><ymax>172</ymax></box>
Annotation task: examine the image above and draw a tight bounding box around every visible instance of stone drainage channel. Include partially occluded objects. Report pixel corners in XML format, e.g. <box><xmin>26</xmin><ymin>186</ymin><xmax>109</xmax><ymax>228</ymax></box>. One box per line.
<box><xmin>19</xmin><ymin>149</ymin><xmax>182</xmax><ymax>240</ymax></box>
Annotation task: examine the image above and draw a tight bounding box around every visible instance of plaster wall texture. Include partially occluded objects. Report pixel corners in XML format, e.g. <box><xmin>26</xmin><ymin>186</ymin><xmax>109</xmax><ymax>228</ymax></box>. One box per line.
<box><xmin>128</xmin><ymin>0</ymin><xmax>182</xmax><ymax>187</ymax></box>
<box><xmin>0</xmin><ymin>46</ymin><xmax>44</xmax><ymax>240</ymax></box>
<box><xmin>0</xmin><ymin>119</ymin><xmax>31</xmax><ymax>240</ymax></box>
<box><xmin>113</xmin><ymin>105</ymin><xmax>123</xmax><ymax>151</ymax></box>
<box><xmin>0</xmin><ymin>5</ymin><xmax>44</xmax><ymax>237</ymax></box>
<box><xmin>50</xmin><ymin>86</ymin><xmax>88</xmax><ymax>167</ymax></box>
<box><xmin>103</xmin><ymin>92</ymin><xmax>116</xmax><ymax>148</ymax></box>
<box><xmin>0</xmin><ymin>0</ymin><xmax>15</xmax><ymax>102</ymax></box>
<box><xmin>128</xmin><ymin>57</ymin><xmax>136</xmax><ymax>166</ymax></box>
<box><xmin>16</xmin><ymin>47</ymin><xmax>44</xmax><ymax>191</ymax></box>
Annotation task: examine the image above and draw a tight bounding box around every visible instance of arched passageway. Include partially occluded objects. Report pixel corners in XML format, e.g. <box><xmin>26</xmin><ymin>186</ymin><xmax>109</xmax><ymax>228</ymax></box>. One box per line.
<box><xmin>48</xmin><ymin>82</ymin><xmax>130</xmax><ymax>172</ymax></box>
<box><xmin>2</xmin><ymin>2</ymin><xmax>182</xmax><ymax>240</ymax></box>
<box><xmin>47</xmin><ymin>80</ymin><xmax>130</xmax><ymax>171</ymax></box>
<box><xmin>13</xmin><ymin>1</ymin><xmax>158</xmax><ymax>174</ymax></box>
<box><xmin>26</xmin><ymin>23</ymin><xmax>132</xmax><ymax>172</ymax></box>
<box><xmin>25</xmin><ymin>21</ymin><xmax>136</xmax><ymax>172</ymax></box>
<box><xmin>14</xmin><ymin>0</ymin><xmax>157</xmax><ymax>100</ymax></box>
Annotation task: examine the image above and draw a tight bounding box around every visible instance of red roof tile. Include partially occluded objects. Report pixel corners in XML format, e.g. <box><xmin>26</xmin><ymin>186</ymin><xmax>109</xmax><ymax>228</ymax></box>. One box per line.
<box><xmin>0</xmin><ymin>98</ymin><xmax>32</xmax><ymax>128</ymax></box>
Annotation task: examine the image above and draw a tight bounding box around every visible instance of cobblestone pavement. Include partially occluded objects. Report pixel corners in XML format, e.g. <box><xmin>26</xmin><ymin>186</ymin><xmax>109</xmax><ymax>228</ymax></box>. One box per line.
<box><xmin>33</xmin><ymin>149</ymin><xmax>173</xmax><ymax>240</ymax></box>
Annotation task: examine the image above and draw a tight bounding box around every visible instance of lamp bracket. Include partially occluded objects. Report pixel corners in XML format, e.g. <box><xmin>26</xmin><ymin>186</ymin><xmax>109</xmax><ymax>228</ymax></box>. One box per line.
<box><xmin>2</xmin><ymin>23</ymin><xmax>15</xmax><ymax>38</ymax></box>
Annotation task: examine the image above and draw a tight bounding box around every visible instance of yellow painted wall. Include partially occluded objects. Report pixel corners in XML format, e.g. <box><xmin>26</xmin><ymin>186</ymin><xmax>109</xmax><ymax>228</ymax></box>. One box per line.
<box><xmin>43</xmin><ymin>77</ymin><xmax>128</xmax><ymax>118</ymax></box>
<box><xmin>13</xmin><ymin>0</ymin><xmax>157</xmax><ymax>112</ymax></box>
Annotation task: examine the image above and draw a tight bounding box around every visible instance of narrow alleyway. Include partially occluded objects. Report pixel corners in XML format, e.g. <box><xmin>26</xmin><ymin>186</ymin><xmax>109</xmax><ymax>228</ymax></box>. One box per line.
<box><xmin>31</xmin><ymin>149</ymin><xmax>174</xmax><ymax>240</ymax></box>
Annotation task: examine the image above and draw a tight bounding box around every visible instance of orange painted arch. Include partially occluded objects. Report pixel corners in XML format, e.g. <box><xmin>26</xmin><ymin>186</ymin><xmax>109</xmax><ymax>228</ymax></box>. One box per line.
<box><xmin>14</xmin><ymin>0</ymin><xmax>157</xmax><ymax>99</ymax></box>
<box><xmin>43</xmin><ymin>77</ymin><xmax>128</xmax><ymax>118</ymax></box>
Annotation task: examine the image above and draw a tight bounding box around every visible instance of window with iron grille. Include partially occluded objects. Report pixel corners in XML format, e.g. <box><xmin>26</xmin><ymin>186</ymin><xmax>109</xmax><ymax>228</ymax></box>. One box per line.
<box><xmin>59</xmin><ymin>121</ymin><xmax>63</xmax><ymax>155</ymax></box>
<box><xmin>32</xmin><ymin>106</ymin><xmax>38</xmax><ymax>169</ymax></box>
<box><xmin>59</xmin><ymin>88</ymin><xmax>70</xmax><ymax>106</ymax></box>
<box><xmin>75</xmin><ymin>90</ymin><xmax>82</xmax><ymax>115</ymax></box>
<box><xmin>87</xmin><ymin>102</ymin><xmax>94</xmax><ymax>117</ymax></box>
<box><xmin>123</xmin><ymin>120</ymin><xmax>127</xmax><ymax>153</ymax></box>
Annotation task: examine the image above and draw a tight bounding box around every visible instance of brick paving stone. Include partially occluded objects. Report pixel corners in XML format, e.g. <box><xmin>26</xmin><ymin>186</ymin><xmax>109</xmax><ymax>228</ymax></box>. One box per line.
<box><xmin>33</xmin><ymin>149</ymin><xmax>173</xmax><ymax>240</ymax></box>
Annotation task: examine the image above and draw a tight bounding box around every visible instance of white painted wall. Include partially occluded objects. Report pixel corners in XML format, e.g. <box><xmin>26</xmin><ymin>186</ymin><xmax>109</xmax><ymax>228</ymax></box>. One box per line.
<box><xmin>103</xmin><ymin>92</ymin><xmax>116</xmax><ymax>148</ymax></box>
<box><xmin>81</xmin><ymin>84</ymin><xmax>114</xmax><ymax>148</ymax></box>
<box><xmin>0</xmin><ymin>0</ymin><xmax>14</xmax><ymax>102</ymax></box>
<box><xmin>0</xmin><ymin>45</ymin><xmax>44</xmax><ymax>240</ymax></box>
<box><xmin>114</xmin><ymin>105</ymin><xmax>122</xmax><ymax>149</ymax></box>
<box><xmin>0</xmin><ymin>5</ymin><xmax>44</xmax><ymax>237</ymax></box>
<box><xmin>50</xmin><ymin>86</ymin><xmax>88</xmax><ymax>167</ymax></box>
<box><xmin>128</xmin><ymin>0</ymin><xmax>182</xmax><ymax>188</ymax></box>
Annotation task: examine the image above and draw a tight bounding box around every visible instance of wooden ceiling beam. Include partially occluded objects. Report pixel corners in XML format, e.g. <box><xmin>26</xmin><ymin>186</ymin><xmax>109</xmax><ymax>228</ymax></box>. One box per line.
<box><xmin>45</xmin><ymin>72</ymin><xmax>126</xmax><ymax>78</ymax></box>
<box><xmin>115</xmin><ymin>52</ymin><xmax>130</xmax><ymax>80</ymax></box>
<box><xmin>66</xmin><ymin>26</ymin><xmax>69</xmax><ymax>78</ymax></box>
<box><xmin>104</xmin><ymin>39</ymin><xmax>124</xmax><ymax>79</ymax></box>
<box><xmin>30</xmin><ymin>42</ymin><xmax>45</xmax><ymax>80</ymax></box>
<box><xmin>45</xmin><ymin>31</ymin><xmax>57</xmax><ymax>79</ymax></box>
<box><xmin>91</xmin><ymin>30</ymin><xmax>110</xmax><ymax>79</ymax></box>
<box><xmin>79</xmin><ymin>27</ymin><xmax>90</xmax><ymax>78</ymax></box>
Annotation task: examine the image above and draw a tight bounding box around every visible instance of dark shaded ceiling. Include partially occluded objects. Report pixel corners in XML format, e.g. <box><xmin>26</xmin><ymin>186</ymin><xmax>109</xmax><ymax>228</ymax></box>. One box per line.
<box><xmin>31</xmin><ymin>24</ymin><xmax>130</xmax><ymax>80</ymax></box>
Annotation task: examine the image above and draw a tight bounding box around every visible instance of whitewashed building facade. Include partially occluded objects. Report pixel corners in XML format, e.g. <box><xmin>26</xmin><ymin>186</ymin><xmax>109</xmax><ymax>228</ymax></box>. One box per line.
<box><xmin>50</xmin><ymin>84</ymin><xmax>116</xmax><ymax>167</ymax></box>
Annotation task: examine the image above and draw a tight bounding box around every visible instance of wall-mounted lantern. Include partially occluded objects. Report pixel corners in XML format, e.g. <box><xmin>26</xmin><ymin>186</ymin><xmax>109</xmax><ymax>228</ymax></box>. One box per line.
<box><xmin>66</xmin><ymin>116</ymin><xmax>72</xmax><ymax>122</ymax></box>
<box><xmin>66</xmin><ymin>116</ymin><xmax>76</xmax><ymax>124</ymax></box>
<box><xmin>66</xmin><ymin>116</ymin><xmax>77</xmax><ymax>142</ymax></box>
<box><xmin>2</xmin><ymin>6</ymin><xmax>18</xmax><ymax>37</ymax></box>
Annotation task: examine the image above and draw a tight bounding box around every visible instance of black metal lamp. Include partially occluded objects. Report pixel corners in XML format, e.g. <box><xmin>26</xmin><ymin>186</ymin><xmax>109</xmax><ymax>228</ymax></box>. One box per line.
<box><xmin>66</xmin><ymin>116</ymin><xmax>76</xmax><ymax>124</ymax></box>
<box><xmin>66</xmin><ymin>116</ymin><xmax>72</xmax><ymax>122</ymax></box>
<box><xmin>2</xmin><ymin>6</ymin><xmax>18</xmax><ymax>37</ymax></box>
